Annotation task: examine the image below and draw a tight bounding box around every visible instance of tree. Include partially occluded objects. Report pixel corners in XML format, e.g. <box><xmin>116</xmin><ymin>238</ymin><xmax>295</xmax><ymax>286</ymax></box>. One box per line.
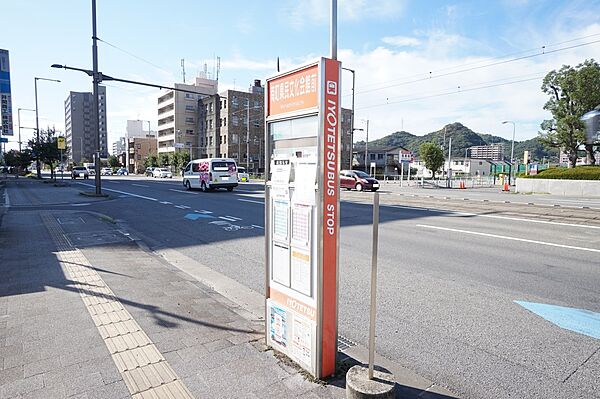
<box><xmin>28</xmin><ymin>127</ymin><xmax>67</xmax><ymax>180</ymax></box>
<box><xmin>107</xmin><ymin>155</ymin><xmax>120</xmax><ymax>168</ymax></box>
<box><xmin>539</xmin><ymin>59</ymin><xmax>600</xmax><ymax>167</ymax></box>
<box><xmin>172</xmin><ymin>151</ymin><xmax>190</xmax><ymax>174</ymax></box>
<box><xmin>144</xmin><ymin>153</ymin><xmax>158</xmax><ymax>169</ymax></box>
<box><xmin>4</xmin><ymin>149</ymin><xmax>33</xmax><ymax>173</ymax></box>
<box><xmin>158</xmin><ymin>153</ymin><xmax>169</xmax><ymax>167</ymax></box>
<box><xmin>419</xmin><ymin>142</ymin><xmax>444</xmax><ymax>178</ymax></box>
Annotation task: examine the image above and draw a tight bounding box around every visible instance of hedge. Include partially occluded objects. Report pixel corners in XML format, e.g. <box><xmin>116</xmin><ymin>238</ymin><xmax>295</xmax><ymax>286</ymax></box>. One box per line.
<box><xmin>521</xmin><ymin>166</ymin><xmax>600</xmax><ymax>180</ymax></box>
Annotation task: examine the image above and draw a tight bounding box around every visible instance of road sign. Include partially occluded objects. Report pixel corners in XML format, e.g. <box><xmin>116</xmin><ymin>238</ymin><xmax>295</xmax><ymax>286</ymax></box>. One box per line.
<box><xmin>57</xmin><ymin>136</ymin><xmax>66</xmax><ymax>149</ymax></box>
<box><xmin>265</xmin><ymin>58</ymin><xmax>341</xmax><ymax>379</ymax></box>
<box><xmin>174</xmin><ymin>143</ymin><xmax>185</xmax><ymax>149</ymax></box>
<box><xmin>0</xmin><ymin>137</ymin><xmax>8</xmax><ymax>143</ymax></box>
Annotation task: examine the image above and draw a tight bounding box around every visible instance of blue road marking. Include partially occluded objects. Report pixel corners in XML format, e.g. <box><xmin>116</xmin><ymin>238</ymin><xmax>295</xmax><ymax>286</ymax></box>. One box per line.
<box><xmin>184</xmin><ymin>213</ymin><xmax>214</xmax><ymax>221</ymax></box>
<box><xmin>515</xmin><ymin>300</ymin><xmax>600</xmax><ymax>340</ymax></box>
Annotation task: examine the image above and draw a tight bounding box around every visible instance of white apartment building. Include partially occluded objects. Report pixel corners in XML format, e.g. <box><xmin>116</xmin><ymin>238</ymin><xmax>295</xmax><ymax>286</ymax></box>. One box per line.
<box><xmin>157</xmin><ymin>74</ymin><xmax>217</xmax><ymax>157</ymax></box>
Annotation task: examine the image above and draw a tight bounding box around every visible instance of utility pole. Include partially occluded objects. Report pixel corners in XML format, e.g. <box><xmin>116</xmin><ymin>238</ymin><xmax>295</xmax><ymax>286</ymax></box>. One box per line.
<box><xmin>246</xmin><ymin>98</ymin><xmax>250</xmax><ymax>170</ymax></box>
<box><xmin>364</xmin><ymin>119</ymin><xmax>369</xmax><ymax>173</ymax></box>
<box><xmin>447</xmin><ymin>137</ymin><xmax>452</xmax><ymax>188</ymax></box>
<box><xmin>91</xmin><ymin>0</ymin><xmax>102</xmax><ymax>195</ymax></box>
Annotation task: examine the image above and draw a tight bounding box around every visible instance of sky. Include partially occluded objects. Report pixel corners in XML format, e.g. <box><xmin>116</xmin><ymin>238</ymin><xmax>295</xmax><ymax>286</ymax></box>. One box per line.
<box><xmin>1</xmin><ymin>0</ymin><xmax>600</xmax><ymax>151</ymax></box>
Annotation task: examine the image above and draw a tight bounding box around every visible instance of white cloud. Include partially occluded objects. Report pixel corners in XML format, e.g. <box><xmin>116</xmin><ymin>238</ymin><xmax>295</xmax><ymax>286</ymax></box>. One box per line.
<box><xmin>339</xmin><ymin>23</ymin><xmax>600</xmax><ymax>143</ymax></box>
<box><xmin>382</xmin><ymin>36</ymin><xmax>421</xmax><ymax>47</ymax></box>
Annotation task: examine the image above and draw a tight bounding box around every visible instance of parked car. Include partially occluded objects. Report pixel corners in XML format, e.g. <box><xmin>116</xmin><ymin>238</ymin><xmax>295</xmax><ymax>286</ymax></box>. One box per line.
<box><xmin>340</xmin><ymin>169</ymin><xmax>380</xmax><ymax>191</ymax></box>
<box><xmin>237</xmin><ymin>166</ymin><xmax>250</xmax><ymax>182</ymax></box>
<box><xmin>145</xmin><ymin>167</ymin><xmax>155</xmax><ymax>177</ymax></box>
<box><xmin>100</xmin><ymin>167</ymin><xmax>113</xmax><ymax>176</ymax></box>
<box><xmin>71</xmin><ymin>166</ymin><xmax>89</xmax><ymax>179</ymax></box>
<box><xmin>115</xmin><ymin>168</ymin><xmax>128</xmax><ymax>176</ymax></box>
<box><xmin>153</xmin><ymin>167</ymin><xmax>172</xmax><ymax>178</ymax></box>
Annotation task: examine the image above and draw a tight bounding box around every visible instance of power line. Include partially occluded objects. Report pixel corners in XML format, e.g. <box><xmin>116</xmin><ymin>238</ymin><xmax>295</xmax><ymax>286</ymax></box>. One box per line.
<box><xmin>97</xmin><ymin>37</ymin><xmax>173</xmax><ymax>75</ymax></box>
<box><xmin>354</xmin><ymin>37</ymin><xmax>600</xmax><ymax>96</ymax></box>
<box><xmin>357</xmin><ymin>76</ymin><xmax>544</xmax><ymax>111</ymax></box>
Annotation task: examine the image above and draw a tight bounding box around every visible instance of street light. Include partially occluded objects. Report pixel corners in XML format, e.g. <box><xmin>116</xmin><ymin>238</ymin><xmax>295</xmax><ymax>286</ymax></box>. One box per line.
<box><xmin>362</xmin><ymin>119</ymin><xmax>370</xmax><ymax>173</ymax></box>
<box><xmin>34</xmin><ymin>77</ymin><xmax>60</xmax><ymax>178</ymax></box>
<box><xmin>502</xmin><ymin>120</ymin><xmax>516</xmax><ymax>184</ymax></box>
<box><xmin>17</xmin><ymin>108</ymin><xmax>36</xmax><ymax>153</ymax></box>
<box><xmin>342</xmin><ymin>67</ymin><xmax>356</xmax><ymax>170</ymax></box>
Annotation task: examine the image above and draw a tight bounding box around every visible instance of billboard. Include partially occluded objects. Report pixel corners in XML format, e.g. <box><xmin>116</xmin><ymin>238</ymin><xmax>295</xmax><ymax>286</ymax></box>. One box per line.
<box><xmin>0</xmin><ymin>49</ymin><xmax>13</xmax><ymax>136</ymax></box>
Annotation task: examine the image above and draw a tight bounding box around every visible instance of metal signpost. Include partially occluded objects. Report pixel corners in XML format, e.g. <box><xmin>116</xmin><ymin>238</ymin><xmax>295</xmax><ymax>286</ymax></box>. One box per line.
<box><xmin>57</xmin><ymin>136</ymin><xmax>65</xmax><ymax>181</ymax></box>
<box><xmin>264</xmin><ymin>57</ymin><xmax>341</xmax><ymax>379</ymax></box>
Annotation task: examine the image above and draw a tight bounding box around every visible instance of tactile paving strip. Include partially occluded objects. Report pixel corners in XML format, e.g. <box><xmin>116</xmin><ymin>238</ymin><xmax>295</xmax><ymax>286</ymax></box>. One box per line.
<box><xmin>41</xmin><ymin>212</ymin><xmax>194</xmax><ymax>398</ymax></box>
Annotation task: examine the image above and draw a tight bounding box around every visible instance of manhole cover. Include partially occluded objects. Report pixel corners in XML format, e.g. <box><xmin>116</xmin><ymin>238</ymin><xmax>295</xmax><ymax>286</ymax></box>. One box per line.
<box><xmin>65</xmin><ymin>231</ymin><xmax>132</xmax><ymax>247</ymax></box>
<box><xmin>57</xmin><ymin>216</ymin><xmax>85</xmax><ymax>225</ymax></box>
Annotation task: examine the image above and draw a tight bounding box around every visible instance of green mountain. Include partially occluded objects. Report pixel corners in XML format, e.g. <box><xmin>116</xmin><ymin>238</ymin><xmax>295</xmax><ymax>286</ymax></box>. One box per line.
<box><xmin>355</xmin><ymin>122</ymin><xmax>558</xmax><ymax>161</ymax></box>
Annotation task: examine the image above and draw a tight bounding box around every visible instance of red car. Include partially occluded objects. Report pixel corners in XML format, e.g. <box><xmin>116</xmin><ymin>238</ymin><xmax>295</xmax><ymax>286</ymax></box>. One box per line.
<box><xmin>340</xmin><ymin>170</ymin><xmax>380</xmax><ymax>191</ymax></box>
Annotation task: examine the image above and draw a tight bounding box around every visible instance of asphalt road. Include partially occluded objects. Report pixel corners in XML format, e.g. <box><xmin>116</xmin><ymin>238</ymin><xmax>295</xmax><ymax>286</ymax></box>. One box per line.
<box><xmin>30</xmin><ymin>175</ymin><xmax>600</xmax><ymax>398</ymax></box>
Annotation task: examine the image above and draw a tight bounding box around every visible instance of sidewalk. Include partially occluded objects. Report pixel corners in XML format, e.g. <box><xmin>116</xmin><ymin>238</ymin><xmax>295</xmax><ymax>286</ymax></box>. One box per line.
<box><xmin>1</xmin><ymin>179</ymin><xmax>458</xmax><ymax>398</ymax></box>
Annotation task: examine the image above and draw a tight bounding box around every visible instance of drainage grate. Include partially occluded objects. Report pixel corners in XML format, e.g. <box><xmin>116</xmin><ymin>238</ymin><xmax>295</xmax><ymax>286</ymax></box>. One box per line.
<box><xmin>338</xmin><ymin>334</ymin><xmax>357</xmax><ymax>351</ymax></box>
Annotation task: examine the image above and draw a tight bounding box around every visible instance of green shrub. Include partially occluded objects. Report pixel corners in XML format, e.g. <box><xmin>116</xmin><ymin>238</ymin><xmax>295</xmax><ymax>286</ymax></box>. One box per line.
<box><xmin>521</xmin><ymin>166</ymin><xmax>600</xmax><ymax>180</ymax></box>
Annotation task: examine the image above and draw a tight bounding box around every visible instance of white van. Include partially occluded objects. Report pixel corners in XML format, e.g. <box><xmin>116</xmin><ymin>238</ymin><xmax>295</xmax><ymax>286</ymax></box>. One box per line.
<box><xmin>182</xmin><ymin>158</ymin><xmax>239</xmax><ymax>192</ymax></box>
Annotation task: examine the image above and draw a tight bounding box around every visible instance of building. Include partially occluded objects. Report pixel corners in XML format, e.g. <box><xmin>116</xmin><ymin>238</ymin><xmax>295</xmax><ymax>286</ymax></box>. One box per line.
<box><xmin>112</xmin><ymin>137</ymin><xmax>126</xmax><ymax>156</ymax></box>
<box><xmin>157</xmin><ymin>74</ymin><xmax>218</xmax><ymax>158</ymax></box>
<box><xmin>469</xmin><ymin>144</ymin><xmax>504</xmax><ymax>161</ymax></box>
<box><xmin>64</xmin><ymin>86</ymin><xmax>107</xmax><ymax>164</ymax></box>
<box><xmin>127</xmin><ymin>136</ymin><xmax>157</xmax><ymax>174</ymax></box>
<box><xmin>125</xmin><ymin>120</ymin><xmax>155</xmax><ymax>170</ymax></box>
<box><xmin>0</xmin><ymin>49</ymin><xmax>13</xmax><ymax>162</ymax></box>
<box><xmin>353</xmin><ymin>145</ymin><xmax>413</xmax><ymax>176</ymax></box>
<box><xmin>412</xmin><ymin>158</ymin><xmax>510</xmax><ymax>178</ymax></box>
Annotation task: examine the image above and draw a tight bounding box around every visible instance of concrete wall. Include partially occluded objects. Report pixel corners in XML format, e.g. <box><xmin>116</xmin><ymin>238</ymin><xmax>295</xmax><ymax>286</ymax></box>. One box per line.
<box><xmin>516</xmin><ymin>178</ymin><xmax>600</xmax><ymax>197</ymax></box>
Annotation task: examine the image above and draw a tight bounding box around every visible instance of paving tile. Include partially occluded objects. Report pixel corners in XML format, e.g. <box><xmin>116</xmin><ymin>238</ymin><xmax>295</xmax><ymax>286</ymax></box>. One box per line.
<box><xmin>0</xmin><ymin>365</ymin><xmax>23</xmax><ymax>385</ymax></box>
<box><xmin>0</xmin><ymin>373</ymin><xmax>44</xmax><ymax>398</ymax></box>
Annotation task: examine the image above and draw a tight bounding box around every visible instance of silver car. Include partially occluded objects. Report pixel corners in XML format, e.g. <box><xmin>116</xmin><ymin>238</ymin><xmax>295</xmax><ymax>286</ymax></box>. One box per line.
<box><xmin>153</xmin><ymin>167</ymin><xmax>173</xmax><ymax>178</ymax></box>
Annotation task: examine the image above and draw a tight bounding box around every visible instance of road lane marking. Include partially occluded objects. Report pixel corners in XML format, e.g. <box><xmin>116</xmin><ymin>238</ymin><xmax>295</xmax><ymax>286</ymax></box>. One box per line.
<box><xmin>169</xmin><ymin>188</ymin><xmax>198</xmax><ymax>195</ymax></box>
<box><xmin>225</xmin><ymin>215</ymin><xmax>242</xmax><ymax>221</ymax></box>
<box><xmin>238</xmin><ymin>199</ymin><xmax>264</xmax><ymax>205</ymax></box>
<box><xmin>251</xmin><ymin>225</ymin><xmax>264</xmax><ymax>229</ymax></box>
<box><xmin>515</xmin><ymin>301</ymin><xmax>600</xmax><ymax>340</ymax></box>
<box><xmin>451</xmin><ymin>212</ymin><xmax>600</xmax><ymax>230</ymax></box>
<box><xmin>416</xmin><ymin>224</ymin><xmax>600</xmax><ymax>253</ymax></box>
<box><xmin>71</xmin><ymin>203</ymin><xmax>90</xmax><ymax>207</ymax></box>
<box><xmin>76</xmin><ymin>183</ymin><xmax>158</xmax><ymax>201</ymax></box>
<box><xmin>160</xmin><ymin>201</ymin><xmax>172</xmax><ymax>205</ymax></box>
<box><xmin>184</xmin><ymin>213</ymin><xmax>214</xmax><ymax>220</ymax></box>
<box><xmin>132</xmin><ymin>184</ymin><xmax>149</xmax><ymax>187</ymax></box>
<box><xmin>3</xmin><ymin>190</ymin><xmax>9</xmax><ymax>207</ymax></box>
<box><xmin>174</xmin><ymin>205</ymin><xmax>190</xmax><ymax>209</ymax></box>
<box><xmin>219</xmin><ymin>216</ymin><xmax>238</xmax><ymax>222</ymax></box>
<box><xmin>236</xmin><ymin>189</ymin><xmax>265</xmax><ymax>193</ymax></box>
<box><xmin>195</xmin><ymin>210</ymin><xmax>213</xmax><ymax>214</ymax></box>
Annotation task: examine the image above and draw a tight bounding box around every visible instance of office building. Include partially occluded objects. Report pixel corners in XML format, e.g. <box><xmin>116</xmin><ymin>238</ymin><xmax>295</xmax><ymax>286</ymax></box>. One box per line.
<box><xmin>469</xmin><ymin>144</ymin><xmax>504</xmax><ymax>161</ymax></box>
<box><xmin>64</xmin><ymin>86</ymin><xmax>107</xmax><ymax>164</ymax></box>
<box><xmin>157</xmin><ymin>74</ymin><xmax>218</xmax><ymax>158</ymax></box>
<box><xmin>112</xmin><ymin>137</ymin><xmax>126</xmax><ymax>156</ymax></box>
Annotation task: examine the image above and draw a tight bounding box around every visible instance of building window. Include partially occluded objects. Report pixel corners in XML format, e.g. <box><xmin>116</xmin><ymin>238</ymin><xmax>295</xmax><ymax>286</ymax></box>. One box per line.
<box><xmin>185</xmin><ymin>105</ymin><xmax>195</xmax><ymax>111</ymax></box>
<box><xmin>232</xmin><ymin>116</ymin><xmax>239</xmax><ymax>126</ymax></box>
<box><xmin>370</xmin><ymin>154</ymin><xmax>376</xmax><ymax>160</ymax></box>
<box><xmin>223</xmin><ymin>136</ymin><xmax>227</xmax><ymax>144</ymax></box>
<box><xmin>209</xmin><ymin>137</ymin><xmax>213</xmax><ymax>146</ymax></box>
<box><xmin>209</xmin><ymin>103</ymin><xmax>214</xmax><ymax>112</ymax></box>
<box><xmin>136</xmin><ymin>144</ymin><xmax>141</xmax><ymax>149</ymax></box>
<box><xmin>223</xmin><ymin>118</ymin><xmax>226</xmax><ymax>126</ymax></box>
<box><xmin>222</xmin><ymin>99</ymin><xmax>227</xmax><ymax>109</ymax></box>
<box><xmin>377</xmin><ymin>154</ymin><xmax>384</xmax><ymax>160</ymax></box>
<box><xmin>186</xmin><ymin>129</ymin><xmax>194</xmax><ymax>135</ymax></box>
<box><xmin>232</xmin><ymin>96</ymin><xmax>238</xmax><ymax>107</ymax></box>
<box><xmin>185</xmin><ymin>117</ymin><xmax>194</xmax><ymax>124</ymax></box>
<box><xmin>209</xmin><ymin>119</ymin><xmax>213</xmax><ymax>129</ymax></box>
<box><xmin>253</xmin><ymin>120</ymin><xmax>260</xmax><ymax>128</ymax></box>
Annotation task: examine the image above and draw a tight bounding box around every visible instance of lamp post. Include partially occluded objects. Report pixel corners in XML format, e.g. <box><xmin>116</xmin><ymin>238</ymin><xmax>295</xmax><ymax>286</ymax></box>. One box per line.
<box><xmin>502</xmin><ymin>121</ymin><xmax>516</xmax><ymax>184</ymax></box>
<box><xmin>342</xmin><ymin>67</ymin><xmax>355</xmax><ymax>170</ymax></box>
<box><xmin>34</xmin><ymin>77</ymin><xmax>60</xmax><ymax>178</ymax></box>
<box><xmin>352</xmin><ymin>128</ymin><xmax>364</xmax><ymax>170</ymax></box>
<box><xmin>18</xmin><ymin>108</ymin><xmax>36</xmax><ymax>153</ymax></box>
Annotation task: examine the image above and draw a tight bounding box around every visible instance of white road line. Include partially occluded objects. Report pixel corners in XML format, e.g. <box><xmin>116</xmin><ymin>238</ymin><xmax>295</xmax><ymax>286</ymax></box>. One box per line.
<box><xmin>417</xmin><ymin>224</ymin><xmax>600</xmax><ymax>253</ymax></box>
<box><xmin>238</xmin><ymin>199</ymin><xmax>264</xmax><ymax>205</ymax></box>
<box><xmin>108</xmin><ymin>180</ymin><xmax>120</xmax><ymax>183</ymax></box>
<box><xmin>160</xmin><ymin>201</ymin><xmax>172</xmax><ymax>205</ymax></box>
<box><xmin>219</xmin><ymin>216</ymin><xmax>237</xmax><ymax>222</ymax></box>
<box><xmin>132</xmin><ymin>184</ymin><xmax>149</xmax><ymax>187</ymax></box>
<box><xmin>71</xmin><ymin>203</ymin><xmax>90</xmax><ymax>207</ymax></box>
<box><xmin>195</xmin><ymin>210</ymin><xmax>213</xmax><ymax>214</ymax></box>
<box><xmin>169</xmin><ymin>188</ymin><xmax>198</xmax><ymax>195</ymax></box>
<box><xmin>225</xmin><ymin>215</ymin><xmax>242</xmax><ymax>221</ymax></box>
<box><xmin>236</xmin><ymin>189</ymin><xmax>265</xmax><ymax>193</ymax></box>
<box><xmin>251</xmin><ymin>225</ymin><xmax>264</xmax><ymax>229</ymax></box>
<box><xmin>3</xmin><ymin>190</ymin><xmax>9</xmax><ymax>208</ymax></box>
<box><xmin>76</xmin><ymin>183</ymin><xmax>158</xmax><ymax>201</ymax></box>
<box><xmin>174</xmin><ymin>205</ymin><xmax>190</xmax><ymax>209</ymax></box>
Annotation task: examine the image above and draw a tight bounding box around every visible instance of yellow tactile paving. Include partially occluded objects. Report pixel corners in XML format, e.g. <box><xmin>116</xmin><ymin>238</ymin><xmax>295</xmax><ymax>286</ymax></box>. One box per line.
<box><xmin>41</xmin><ymin>212</ymin><xmax>195</xmax><ymax>399</ymax></box>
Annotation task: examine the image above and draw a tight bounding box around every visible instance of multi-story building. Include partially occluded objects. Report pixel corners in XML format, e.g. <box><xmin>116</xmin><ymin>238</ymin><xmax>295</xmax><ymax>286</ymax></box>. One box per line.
<box><xmin>112</xmin><ymin>137</ymin><xmax>126</xmax><ymax>156</ymax></box>
<box><xmin>125</xmin><ymin>120</ymin><xmax>155</xmax><ymax>170</ymax></box>
<box><xmin>127</xmin><ymin>136</ymin><xmax>157</xmax><ymax>174</ymax></box>
<box><xmin>469</xmin><ymin>144</ymin><xmax>504</xmax><ymax>161</ymax></box>
<box><xmin>195</xmin><ymin>80</ymin><xmax>265</xmax><ymax>173</ymax></box>
<box><xmin>64</xmin><ymin>86</ymin><xmax>107</xmax><ymax>164</ymax></box>
<box><xmin>156</xmin><ymin>74</ymin><xmax>218</xmax><ymax>158</ymax></box>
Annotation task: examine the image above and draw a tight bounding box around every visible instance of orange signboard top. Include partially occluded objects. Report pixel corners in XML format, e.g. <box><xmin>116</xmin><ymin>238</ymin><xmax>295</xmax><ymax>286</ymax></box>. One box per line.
<box><xmin>268</xmin><ymin>64</ymin><xmax>318</xmax><ymax>117</ymax></box>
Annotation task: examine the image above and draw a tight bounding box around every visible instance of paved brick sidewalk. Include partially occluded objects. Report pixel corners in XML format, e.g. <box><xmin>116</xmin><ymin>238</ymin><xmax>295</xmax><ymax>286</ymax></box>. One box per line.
<box><xmin>0</xmin><ymin>180</ymin><xmax>345</xmax><ymax>398</ymax></box>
